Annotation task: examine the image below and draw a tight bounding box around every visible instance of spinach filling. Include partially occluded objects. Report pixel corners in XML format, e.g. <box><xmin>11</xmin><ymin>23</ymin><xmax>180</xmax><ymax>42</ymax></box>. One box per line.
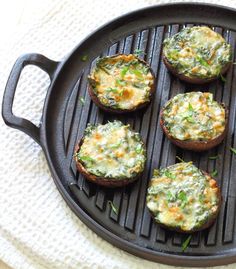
<box><xmin>75</xmin><ymin>121</ymin><xmax>146</xmax><ymax>180</ymax></box>
<box><xmin>163</xmin><ymin>26</ymin><xmax>232</xmax><ymax>79</ymax></box>
<box><xmin>146</xmin><ymin>162</ymin><xmax>220</xmax><ymax>231</ymax></box>
<box><xmin>88</xmin><ymin>54</ymin><xmax>154</xmax><ymax>110</ymax></box>
<box><xmin>162</xmin><ymin>92</ymin><xmax>226</xmax><ymax>141</ymax></box>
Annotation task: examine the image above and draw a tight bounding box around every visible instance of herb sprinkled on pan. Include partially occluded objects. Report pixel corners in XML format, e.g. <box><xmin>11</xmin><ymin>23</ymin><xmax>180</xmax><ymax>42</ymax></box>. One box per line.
<box><xmin>230</xmin><ymin>147</ymin><xmax>236</xmax><ymax>155</ymax></box>
<box><xmin>209</xmin><ymin>155</ymin><xmax>219</xmax><ymax>160</ymax></box>
<box><xmin>108</xmin><ymin>201</ymin><xmax>118</xmax><ymax>215</ymax></box>
<box><xmin>210</xmin><ymin>169</ymin><xmax>218</xmax><ymax>177</ymax></box>
<box><xmin>80</xmin><ymin>97</ymin><xmax>85</xmax><ymax>105</ymax></box>
<box><xmin>81</xmin><ymin>55</ymin><xmax>88</xmax><ymax>62</ymax></box>
<box><xmin>182</xmin><ymin>235</ymin><xmax>192</xmax><ymax>252</ymax></box>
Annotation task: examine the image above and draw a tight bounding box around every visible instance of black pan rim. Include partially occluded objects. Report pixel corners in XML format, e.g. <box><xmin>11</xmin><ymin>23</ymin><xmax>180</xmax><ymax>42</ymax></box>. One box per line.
<box><xmin>39</xmin><ymin>2</ymin><xmax>236</xmax><ymax>267</ymax></box>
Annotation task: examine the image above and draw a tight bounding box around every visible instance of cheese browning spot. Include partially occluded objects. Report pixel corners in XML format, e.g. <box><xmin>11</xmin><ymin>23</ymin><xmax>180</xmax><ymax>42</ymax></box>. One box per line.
<box><xmin>77</xmin><ymin>121</ymin><xmax>146</xmax><ymax>180</ymax></box>
<box><xmin>163</xmin><ymin>26</ymin><xmax>232</xmax><ymax>79</ymax></box>
<box><xmin>162</xmin><ymin>92</ymin><xmax>226</xmax><ymax>141</ymax></box>
<box><xmin>88</xmin><ymin>54</ymin><xmax>154</xmax><ymax>110</ymax></box>
<box><xmin>146</xmin><ymin>162</ymin><xmax>221</xmax><ymax>232</ymax></box>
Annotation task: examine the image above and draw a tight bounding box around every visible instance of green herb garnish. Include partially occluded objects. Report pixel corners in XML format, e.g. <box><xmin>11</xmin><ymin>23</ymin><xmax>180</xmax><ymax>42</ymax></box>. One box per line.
<box><xmin>79</xmin><ymin>155</ymin><xmax>94</xmax><ymax>163</ymax></box>
<box><xmin>185</xmin><ymin>116</ymin><xmax>195</xmax><ymax>123</ymax></box>
<box><xmin>164</xmin><ymin>170</ymin><xmax>176</xmax><ymax>179</ymax></box>
<box><xmin>166</xmin><ymin>191</ymin><xmax>175</xmax><ymax>202</ymax></box>
<box><xmin>134</xmin><ymin>49</ymin><xmax>145</xmax><ymax>56</ymax></box>
<box><xmin>230</xmin><ymin>147</ymin><xmax>236</xmax><ymax>155</ymax></box>
<box><xmin>107</xmin><ymin>87</ymin><xmax>118</xmax><ymax>93</ymax></box>
<box><xmin>121</xmin><ymin>66</ymin><xmax>129</xmax><ymax>78</ymax></box>
<box><xmin>177</xmin><ymin>191</ymin><xmax>187</xmax><ymax>208</ymax></box>
<box><xmin>116</xmin><ymin>79</ymin><xmax>126</xmax><ymax>86</ymax></box>
<box><xmin>209</xmin><ymin>155</ymin><xmax>219</xmax><ymax>160</ymax></box>
<box><xmin>196</xmin><ymin>55</ymin><xmax>209</xmax><ymax>67</ymax></box>
<box><xmin>153</xmin><ymin>169</ymin><xmax>160</xmax><ymax>177</ymax></box>
<box><xmin>131</xmin><ymin>69</ymin><xmax>143</xmax><ymax>79</ymax></box>
<box><xmin>220</xmin><ymin>74</ymin><xmax>226</xmax><ymax>82</ymax></box>
<box><xmin>176</xmin><ymin>156</ymin><xmax>185</xmax><ymax>163</ymax></box>
<box><xmin>108</xmin><ymin>201</ymin><xmax>118</xmax><ymax>215</ymax></box>
<box><xmin>81</xmin><ymin>55</ymin><xmax>88</xmax><ymax>62</ymax></box>
<box><xmin>79</xmin><ymin>97</ymin><xmax>85</xmax><ymax>105</ymax></box>
<box><xmin>188</xmin><ymin>103</ymin><xmax>194</xmax><ymax>112</ymax></box>
<box><xmin>210</xmin><ymin>169</ymin><xmax>218</xmax><ymax>177</ymax></box>
<box><xmin>182</xmin><ymin>235</ymin><xmax>192</xmax><ymax>252</ymax></box>
<box><xmin>100</xmin><ymin>66</ymin><xmax>111</xmax><ymax>75</ymax></box>
<box><xmin>110</xmin><ymin>142</ymin><xmax>121</xmax><ymax>149</ymax></box>
<box><xmin>135</xmin><ymin>144</ymin><xmax>143</xmax><ymax>153</ymax></box>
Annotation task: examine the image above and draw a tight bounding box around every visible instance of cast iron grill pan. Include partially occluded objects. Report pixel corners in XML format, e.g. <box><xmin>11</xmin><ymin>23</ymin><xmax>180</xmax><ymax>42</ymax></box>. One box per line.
<box><xmin>2</xmin><ymin>3</ymin><xmax>236</xmax><ymax>267</ymax></box>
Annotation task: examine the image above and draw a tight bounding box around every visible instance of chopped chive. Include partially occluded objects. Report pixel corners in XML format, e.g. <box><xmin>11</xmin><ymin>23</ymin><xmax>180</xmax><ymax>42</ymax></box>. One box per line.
<box><xmin>131</xmin><ymin>69</ymin><xmax>143</xmax><ymax>79</ymax></box>
<box><xmin>220</xmin><ymin>74</ymin><xmax>226</xmax><ymax>82</ymax></box>
<box><xmin>116</xmin><ymin>79</ymin><xmax>126</xmax><ymax>86</ymax></box>
<box><xmin>135</xmin><ymin>144</ymin><xmax>142</xmax><ymax>153</ymax></box>
<box><xmin>81</xmin><ymin>55</ymin><xmax>88</xmax><ymax>62</ymax></box>
<box><xmin>178</xmin><ymin>191</ymin><xmax>187</xmax><ymax>208</ymax></box>
<box><xmin>121</xmin><ymin>66</ymin><xmax>129</xmax><ymax>78</ymax></box>
<box><xmin>230</xmin><ymin>147</ymin><xmax>236</xmax><ymax>155</ymax></box>
<box><xmin>196</xmin><ymin>55</ymin><xmax>209</xmax><ymax>67</ymax></box>
<box><xmin>80</xmin><ymin>97</ymin><xmax>85</xmax><ymax>105</ymax></box>
<box><xmin>100</xmin><ymin>66</ymin><xmax>111</xmax><ymax>75</ymax></box>
<box><xmin>188</xmin><ymin>103</ymin><xmax>194</xmax><ymax>111</ymax></box>
<box><xmin>166</xmin><ymin>191</ymin><xmax>175</xmax><ymax>202</ymax></box>
<box><xmin>208</xmin><ymin>155</ymin><xmax>219</xmax><ymax>160</ymax></box>
<box><xmin>185</xmin><ymin>116</ymin><xmax>195</xmax><ymax>123</ymax></box>
<box><xmin>153</xmin><ymin>169</ymin><xmax>160</xmax><ymax>177</ymax></box>
<box><xmin>107</xmin><ymin>87</ymin><xmax>118</xmax><ymax>93</ymax></box>
<box><xmin>164</xmin><ymin>170</ymin><xmax>176</xmax><ymax>179</ymax></box>
<box><xmin>79</xmin><ymin>155</ymin><xmax>94</xmax><ymax>163</ymax></box>
<box><xmin>108</xmin><ymin>201</ymin><xmax>118</xmax><ymax>215</ymax></box>
<box><xmin>210</xmin><ymin>169</ymin><xmax>218</xmax><ymax>177</ymax></box>
<box><xmin>134</xmin><ymin>49</ymin><xmax>145</xmax><ymax>56</ymax></box>
<box><xmin>182</xmin><ymin>235</ymin><xmax>192</xmax><ymax>252</ymax></box>
<box><xmin>176</xmin><ymin>156</ymin><xmax>185</xmax><ymax>163</ymax></box>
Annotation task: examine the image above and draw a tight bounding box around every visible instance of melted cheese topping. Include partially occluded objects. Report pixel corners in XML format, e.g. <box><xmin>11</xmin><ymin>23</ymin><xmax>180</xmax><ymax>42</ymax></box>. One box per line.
<box><xmin>163</xmin><ymin>26</ymin><xmax>231</xmax><ymax>79</ymax></box>
<box><xmin>88</xmin><ymin>54</ymin><xmax>154</xmax><ymax>110</ymax></box>
<box><xmin>146</xmin><ymin>162</ymin><xmax>220</xmax><ymax>232</ymax></box>
<box><xmin>76</xmin><ymin>121</ymin><xmax>146</xmax><ymax>179</ymax></box>
<box><xmin>162</xmin><ymin>92</ymin><xmax>226</xmax><ymax>141</ymax></box>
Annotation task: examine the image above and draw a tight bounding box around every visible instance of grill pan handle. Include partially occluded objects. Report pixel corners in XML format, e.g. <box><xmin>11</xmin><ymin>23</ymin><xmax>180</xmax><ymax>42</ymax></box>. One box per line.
<box><xmin>2</xmin><ymin>53</ymin><xmax>59</xmax><ymax>145</ymax></box>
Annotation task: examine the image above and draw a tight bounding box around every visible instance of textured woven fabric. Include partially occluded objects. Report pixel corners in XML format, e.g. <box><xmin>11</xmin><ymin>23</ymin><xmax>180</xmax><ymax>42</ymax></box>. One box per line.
<box><xmin>1</xmin><ymin>0</ymin><xmax>236</xmax><ymax>268</ymax></box>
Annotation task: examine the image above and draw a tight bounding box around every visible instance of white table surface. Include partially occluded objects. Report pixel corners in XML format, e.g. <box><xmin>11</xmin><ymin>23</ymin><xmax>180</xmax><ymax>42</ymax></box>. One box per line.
<box><xmin>1</xmin><ymin>0</ymin><xmax>236</xmax><ymax>268</ymax></box>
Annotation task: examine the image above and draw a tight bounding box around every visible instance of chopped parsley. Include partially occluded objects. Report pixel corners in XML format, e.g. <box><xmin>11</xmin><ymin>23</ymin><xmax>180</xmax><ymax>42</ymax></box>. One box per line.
<box><xmin>116</xmin><ymin>79</ymin><xmax>126</xmax><ymax>86</ymax></box>
<box><xmin>79</xmin><ymin>97</ymin><xmax>85</xmax><ymax>105</ymax></box>
<box><xmin>220</xmin><ymin>74</ymin><xmax>226</xmax><ymax>82</ymax></box>
<box><xmin>208</xmin><ymin>155</ymin><xmax>219</xmax><ymax>160</ymax></box>
<box><xmin>182</xmin><ymin>235</ymin><xmax>192</xmax><ymax>251</ymax></box>
<box><xmin>230</xmin><ymin>147</ymin><xmax>236</xmax><ymax>155</ymax></box>
<box><xmin>108</xmin><ymin>201</ymin><xmax>118</xmax><ymax>215</ymax></box>
<box><xmin>134</xmin><ymin>49</ymin><xmax>145</xmax><ymax>57</ymax></box>
<box><xmin>177</xmin><ymin>191</ymin><xmax>188</xmax><ymax>208</ymax></box>
<box><xmin>176</xmin><ymin>156</ymin><xmax>185</xmax><ymax>163</ymax></box>
<box><xmin>164</xmin><ymin>170</ymin><xmax>176</xmax><ymax>179</ymax></box>
<box><xmin>135</xmin><ymin>144</ymin><xmax>143</xmax><ymax>153</ymax></box>
<box><xmin>210</xmin><ymin>169</ymin><xmax>218</xmax><ymax>177</ymax></box>
<box><xmin>121</xmin><ymin>66</ymin><xmax>129</xmax><ymax>78</ymax></box>
<box><xmin>81</xmin><ymin>55</ymin><xmax>88</xmax><ymax>62</ymax></box>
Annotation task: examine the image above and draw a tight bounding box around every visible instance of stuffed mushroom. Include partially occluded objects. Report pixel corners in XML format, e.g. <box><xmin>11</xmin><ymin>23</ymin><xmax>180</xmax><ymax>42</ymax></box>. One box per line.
<box><xmin>88</xmin><ymin>54</ymin><xmax>155</xmax><ymax>113</ymax></box>
<box><xmin>74</xmin><ymin>121</ymin><xmax>146</xmax><ymax>187</ymax></box>
<box><xmin>160</xmin><ymin>92</ymin><xmax>228</xmax><ymax>151</ymax></box>
<box><xmin>163</xmin><ymin>26</ymin><xmax>232</xmax><ymax>84</ymax></box>
<box><xmin>146</xmin><ymin>162</ymin><xmax>221</xmax><ymax>233</ymax></box>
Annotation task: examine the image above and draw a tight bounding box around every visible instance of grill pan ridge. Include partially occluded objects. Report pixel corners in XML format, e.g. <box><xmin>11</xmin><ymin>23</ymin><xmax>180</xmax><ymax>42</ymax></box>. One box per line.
<box><xmin>2</xmin><ymin>3</ymin><xmax>236</xmax><ymax>267</ymax></box>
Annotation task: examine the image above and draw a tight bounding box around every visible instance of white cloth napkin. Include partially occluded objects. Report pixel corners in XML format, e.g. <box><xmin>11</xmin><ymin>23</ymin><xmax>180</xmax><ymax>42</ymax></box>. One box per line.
<box><xmin>1</xmin><ymin>0</ymin><xmax>236</xmax><ymax>268</ymax></box>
